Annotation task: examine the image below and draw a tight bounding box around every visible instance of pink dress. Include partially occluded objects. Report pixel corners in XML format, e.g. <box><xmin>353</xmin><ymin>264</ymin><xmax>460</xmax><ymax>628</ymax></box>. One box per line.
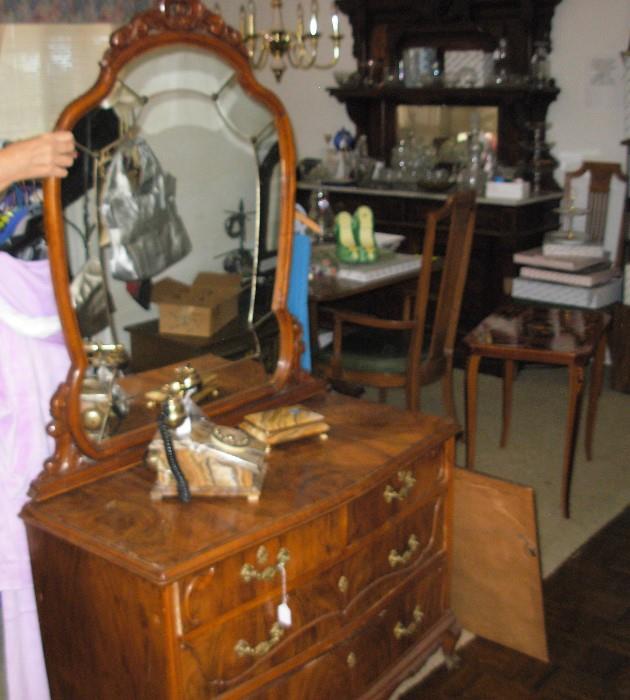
<box><xmin>0</xmin><ymin>252</ymin><xmax>69</xmax><ymax>700</ymax></box>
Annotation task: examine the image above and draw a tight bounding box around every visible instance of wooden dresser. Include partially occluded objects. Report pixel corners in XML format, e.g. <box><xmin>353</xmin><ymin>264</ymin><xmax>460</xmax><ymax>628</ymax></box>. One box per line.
<box><xmin>22</xmin><ymin>392</ymin><xmax>460</xmax><ymax>699</ymax></box>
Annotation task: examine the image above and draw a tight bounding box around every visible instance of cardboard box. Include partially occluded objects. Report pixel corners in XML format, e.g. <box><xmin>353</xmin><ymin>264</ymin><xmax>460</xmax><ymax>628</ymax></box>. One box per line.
<box><xmin>152</xmin><ymin>272</ymin><xmax>242</xmax><ymax>337</ymax></box>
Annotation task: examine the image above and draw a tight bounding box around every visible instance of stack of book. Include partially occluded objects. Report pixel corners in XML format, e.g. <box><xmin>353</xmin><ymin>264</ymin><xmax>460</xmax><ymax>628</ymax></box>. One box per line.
<box><xmin>511</xmin><ymin>241</ymin><xmax>622</xmax><ymax>308</ymax></box>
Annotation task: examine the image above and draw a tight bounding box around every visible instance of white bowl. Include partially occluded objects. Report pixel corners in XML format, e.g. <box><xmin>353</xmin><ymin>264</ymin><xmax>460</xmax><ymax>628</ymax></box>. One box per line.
<box><xmin>375</xmin><ymin>232</ymin><xmax>405</xmax><ymax>251</ymax></box>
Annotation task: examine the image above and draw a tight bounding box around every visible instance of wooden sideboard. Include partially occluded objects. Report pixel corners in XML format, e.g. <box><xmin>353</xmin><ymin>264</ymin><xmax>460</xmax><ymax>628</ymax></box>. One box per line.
<box><xmin>298</xmin><ymin>184</ymin><xmax>561</xmax><ymax>339</ymax></box>
<box><xmin>23</xmin><ymin>392</ymin><xmax>460</xmax><ymax>699</ymax></box>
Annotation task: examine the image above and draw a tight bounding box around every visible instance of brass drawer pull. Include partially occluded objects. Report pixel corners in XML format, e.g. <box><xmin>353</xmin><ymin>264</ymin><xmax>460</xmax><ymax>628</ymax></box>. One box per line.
<box><xmin>338</xmin><ymin>575</ymin><xmax>349</xmax><ymax>594</ymax></box>
<box><xmin>383</xmin><ymin>470</ymin><xmax>416</xmax><ymax>504</ymax></box>
<box><xmin>234</xmin><ymin>622</ymin><xmax>284</xmax><ymax>658</ymax></box>
<box><xmin>347</xmin><ymin>652</ymin><xmax>357</xmax><ymax>668</ymax></box>
<box><xmin>393</xmin><ymin>606</ymin><xmax>424</xmax><ymax>640</ymax></box>
<box><xmin>388</xmin><ymin>534</ymin><xmax>420</xmax><ymax>568</ymax></box>
<box><xmin>240</xmin><ymin>546</ymin><xmax>290</xmax><ymax>583</ymax></box>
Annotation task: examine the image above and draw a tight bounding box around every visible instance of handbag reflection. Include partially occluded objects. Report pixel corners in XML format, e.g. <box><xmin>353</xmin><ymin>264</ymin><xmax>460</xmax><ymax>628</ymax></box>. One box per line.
<box><xmin>70</xmin><ymin>256</ymin><xmax>113</xmax><ymax>337</ymax></box>
<box><xmin>100</xmin><ymin>136</ymin><xmax>192</xmax><ymax>281</ymax></box>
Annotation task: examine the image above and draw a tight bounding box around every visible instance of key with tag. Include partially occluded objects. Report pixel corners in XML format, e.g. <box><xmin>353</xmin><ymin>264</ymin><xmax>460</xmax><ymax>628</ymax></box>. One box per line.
<box><xmin>276</xmin><ymin>562</ymin><xmax>292</xmax><ymax>628</ymax></box>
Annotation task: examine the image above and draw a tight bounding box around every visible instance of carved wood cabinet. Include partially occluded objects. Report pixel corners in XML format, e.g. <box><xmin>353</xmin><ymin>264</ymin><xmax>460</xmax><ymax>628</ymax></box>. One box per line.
<box><xmin>22</xmin><ymin>393</ymin><xmax>459</xmax><ymax>699</ymax></box>
<box><xmin>334</xmin><ymin>0</ymin><xmax>563</xmax><ymax>184</ymax></box>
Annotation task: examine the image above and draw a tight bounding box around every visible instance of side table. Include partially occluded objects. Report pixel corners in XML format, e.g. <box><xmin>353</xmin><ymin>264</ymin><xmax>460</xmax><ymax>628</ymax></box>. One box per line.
<box><xmin>464</xmin><ymin>303</ymin><xmax>611</xmax><ymax>518</ymax></box>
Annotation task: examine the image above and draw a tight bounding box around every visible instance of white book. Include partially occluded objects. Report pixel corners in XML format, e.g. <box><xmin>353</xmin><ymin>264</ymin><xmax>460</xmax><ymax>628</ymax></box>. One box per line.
<box><xmin>513</xmin><ymin>247</ymin><xmax>607</xmax><ymax>272</ymax></box>
<box><xmin>542</xmin><ymin>236</ymin><xmax>608</xmax><ymax>259</ymax></box>
<box><xmin>336</xmin><ymin>253</ymin><xmax>422</xmax><ymax>282</ymax></box>
<box><xmin>512</xmin><ymin>276</ymin><xmax>623</xmax><ymax>309</ymax></box>
<box><xmin>519</xmin><ymin>265</ymin><xmax>617</xmax><ymax>288</ymax></box>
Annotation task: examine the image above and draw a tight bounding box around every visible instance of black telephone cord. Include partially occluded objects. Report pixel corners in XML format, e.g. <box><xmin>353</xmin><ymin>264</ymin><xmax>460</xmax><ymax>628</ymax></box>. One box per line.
<box><xmin>158</xmin><ymin>410</ymin><xmax>191</xmax><ymax>503</ymax></box>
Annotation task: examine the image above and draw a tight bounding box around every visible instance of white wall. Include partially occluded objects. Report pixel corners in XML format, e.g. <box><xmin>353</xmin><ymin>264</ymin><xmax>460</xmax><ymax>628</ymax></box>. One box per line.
<box><xmin>0</xmin><ymin>23</ymin><xmax>111</xmax><ymax>138</ymax></box>
<box><xmin>548</xmin><ymin>0</ymin><xmax>630</xmax><ymax>174</ymax></box>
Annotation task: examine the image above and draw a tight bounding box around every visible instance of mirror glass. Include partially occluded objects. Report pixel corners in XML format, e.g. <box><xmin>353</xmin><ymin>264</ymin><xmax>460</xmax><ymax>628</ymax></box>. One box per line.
<box><xmin>396</xmin><ymin>105</ymin><xmax>498</xmax><ymax>163</ymax></box>
<box><xmin>64</xmin><ymin>45</ymin><xmax>283</xmax><ymax>445</ymax></box>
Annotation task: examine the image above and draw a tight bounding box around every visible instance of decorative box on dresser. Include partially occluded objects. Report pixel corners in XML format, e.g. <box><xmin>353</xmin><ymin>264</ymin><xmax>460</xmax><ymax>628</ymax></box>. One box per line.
<box><xmin>23</xmin><ymin>392</ymin><xmax>459</xmax><ymax>699</ymax></box>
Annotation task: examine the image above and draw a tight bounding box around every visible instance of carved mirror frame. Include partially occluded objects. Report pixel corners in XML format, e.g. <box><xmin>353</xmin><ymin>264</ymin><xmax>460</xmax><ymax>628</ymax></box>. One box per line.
<box><xmin>32</xmin><ymin>0</ymin><xmax>306</xmax><ymax>501</ymax></box>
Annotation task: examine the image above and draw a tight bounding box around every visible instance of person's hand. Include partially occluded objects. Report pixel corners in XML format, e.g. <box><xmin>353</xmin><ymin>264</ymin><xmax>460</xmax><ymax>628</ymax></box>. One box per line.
<box><xmin>0</xmin><ymin>131</ymin><xmax>78</xmax><ymax>192</ymax></box>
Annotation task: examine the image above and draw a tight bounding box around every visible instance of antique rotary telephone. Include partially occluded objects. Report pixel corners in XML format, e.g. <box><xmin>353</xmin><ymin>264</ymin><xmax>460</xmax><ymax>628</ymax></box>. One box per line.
<box><xmin>145</xmin><ymin>364</ymin><xmax>268</xmax><ymax>503</ymax></box>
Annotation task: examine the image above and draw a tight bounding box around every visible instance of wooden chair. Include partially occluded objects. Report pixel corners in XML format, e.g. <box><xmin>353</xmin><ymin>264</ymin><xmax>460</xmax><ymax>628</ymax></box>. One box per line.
<box><xmin>512</xmin><ymin>160</ymin><xmax>627</xmax><ymax>309</ymax></box>
<box><xmin>562</xmin><ymin>161</ymin><xmax>627</xmax><ymax>268</ymax></box>
<box><xmin>314</xmin><ymin>190</ymin><xmax>477</xmax><ymax>422</ymax></box>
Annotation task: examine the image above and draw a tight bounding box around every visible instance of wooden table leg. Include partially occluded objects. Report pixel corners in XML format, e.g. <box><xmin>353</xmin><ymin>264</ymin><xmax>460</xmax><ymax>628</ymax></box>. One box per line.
<box><xmin>585</xmin><ymin>331</ymin><xmax>606</xmax><ymax>461</ymax></box>
<box><xmin>308</xmin><ymin>298</ymin><xmax>319</xmax><ymax>360</ymax></box>
<box><xmin>500</xmin><ymin>359</ymin><xmax>515</xmax><ymax>448</ymax></box>
<box><xmin>465</xmin><ymin>353</ymin><xmax>481</xmax><ymax>470</ymax></box>
<box><xmin>562</xmin><ymin>362</ymin><xmax>585</xmax><ymax>519</ymax></box>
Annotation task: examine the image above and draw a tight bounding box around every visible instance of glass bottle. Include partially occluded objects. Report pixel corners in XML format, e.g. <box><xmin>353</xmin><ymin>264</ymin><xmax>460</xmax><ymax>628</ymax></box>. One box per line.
<box><xmin>493</xmin><ymin>37</ymin><xmax>509</xmax><ymax>85</ymax></box>
<box><xmin>308</xmin><ymin>189</ymin><xmax>335</xmax><ymax>242</ymax></box>
<box><xmin>458</xmin><ymin>116</ymin><xmax>486</xmax><ymax>194</ymax></box>
<box><xmin>530</xmin><ymin>41</ymin><xmax>550</xmax><ymax>88</ymax></box>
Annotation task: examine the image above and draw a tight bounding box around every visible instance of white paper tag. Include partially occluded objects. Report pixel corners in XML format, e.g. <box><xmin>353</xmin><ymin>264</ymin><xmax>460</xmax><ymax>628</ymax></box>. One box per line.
<box><xmin>277</xmin><ymin>602</ymin><xmax>292</xmax><ymax>628</ymax></box>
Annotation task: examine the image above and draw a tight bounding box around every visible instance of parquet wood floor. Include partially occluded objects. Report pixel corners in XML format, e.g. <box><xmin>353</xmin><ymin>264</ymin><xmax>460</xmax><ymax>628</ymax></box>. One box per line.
<box><xmin>402</xmin><ymin>507</ymin><xmax>630</xmax><ymax>699</ymax></box>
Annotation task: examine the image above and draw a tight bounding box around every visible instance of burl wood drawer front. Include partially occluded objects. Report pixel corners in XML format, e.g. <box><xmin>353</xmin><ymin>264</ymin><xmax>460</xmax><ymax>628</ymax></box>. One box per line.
<box><xmin>177</xmin><ymin>509</ymin><xmax>345</xmax><ymax>632</ymax></box>
<box><xmin>179</xmin><ymin>590</ymin><xmax>338</xmax><ymax>697</ymax></box>
<box><xmin>341</xmin><ymin>495</ymin><xmax>446</xmax><ymax>617</ymax></box>
<box><xmin>240</xmin><ymin>612</ymin><xmax>395</xmax><ymax>700</ymax></box>
<box><xmin>347</xmin><ymin>445</ymin><xmax>446</xmax><ymax>541</ymax></box>
<box><xmin>179</xmin><ymin>548</ymin><xmax>448</xmax><ymax>698</ymax></box>
<box><xmin>179</xmin><ymin>565</ymin><xmax>353</xmax><ymax>695</ymax></box>
<box><xmin>234</xmin><ymin>562</ymin><xmax>449</xmax><ymax>700</ymax></box>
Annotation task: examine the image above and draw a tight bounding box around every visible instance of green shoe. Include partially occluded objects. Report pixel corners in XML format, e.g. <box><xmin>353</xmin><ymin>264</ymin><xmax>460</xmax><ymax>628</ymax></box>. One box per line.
<box><xmin>335</xmin><ymin>211</ymin><xmax>360</xmax><ymax>263</ymax></box>
<box><xmin>354</xmin><ymin>205</ymin><xmax>379</xmax><ymax>262</ymax></box>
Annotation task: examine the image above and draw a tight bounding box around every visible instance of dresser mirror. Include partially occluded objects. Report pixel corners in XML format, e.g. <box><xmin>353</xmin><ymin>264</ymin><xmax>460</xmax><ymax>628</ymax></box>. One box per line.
<box><xmin>36</xmin><ymin>0</ymin><xmax>302</xmax><ymax>499</ymax></box>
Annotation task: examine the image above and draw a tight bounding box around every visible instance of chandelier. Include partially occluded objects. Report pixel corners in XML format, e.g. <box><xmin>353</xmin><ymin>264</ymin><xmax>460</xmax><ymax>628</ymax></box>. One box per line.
<box><xmin>235</xmin><ymin>1</ymin><xmax>343</xmax><ymax>82</ymax></box>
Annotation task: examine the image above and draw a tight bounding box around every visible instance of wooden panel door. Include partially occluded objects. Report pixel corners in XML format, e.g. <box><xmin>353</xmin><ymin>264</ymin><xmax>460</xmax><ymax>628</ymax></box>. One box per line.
<box><xmin>451</xmin><ymin>467</ymin><xmax>548</xmax><ymax>661</ymax></box>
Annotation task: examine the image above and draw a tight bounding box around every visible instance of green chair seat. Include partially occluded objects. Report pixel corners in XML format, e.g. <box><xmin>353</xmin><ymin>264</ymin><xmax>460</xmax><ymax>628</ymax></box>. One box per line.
<box><xmin>316</xmin><ymin>330</ymin><xmax>408</xmax><ymax>374</ymax></box>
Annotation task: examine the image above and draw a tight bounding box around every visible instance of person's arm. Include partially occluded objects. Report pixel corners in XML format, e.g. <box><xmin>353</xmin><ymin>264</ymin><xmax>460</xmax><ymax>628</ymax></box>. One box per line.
<box><xmin>0</xmin><ymin>131</ymin><xmax>77</xmax><ymax>193</ymax></box>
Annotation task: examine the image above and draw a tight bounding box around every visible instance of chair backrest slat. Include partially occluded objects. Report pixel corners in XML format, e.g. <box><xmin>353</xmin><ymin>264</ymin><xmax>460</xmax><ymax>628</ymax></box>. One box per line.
<box><xmin>565</xmin><ymin>161</ymin><xmax>627</xmax><ymax>264</ymax></box>
<box><xmin>411</xmin><ymin>189</ymin><xmax>477</xmax><ymax>376</ymax></box>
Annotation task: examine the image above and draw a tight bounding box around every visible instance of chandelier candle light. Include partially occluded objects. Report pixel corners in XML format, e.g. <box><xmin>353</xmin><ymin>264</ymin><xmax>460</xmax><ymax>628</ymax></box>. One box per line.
<box><xmin>239</xmin><ymin>0</ymin><xmax>342</xmax><ymax>81</ymax></box>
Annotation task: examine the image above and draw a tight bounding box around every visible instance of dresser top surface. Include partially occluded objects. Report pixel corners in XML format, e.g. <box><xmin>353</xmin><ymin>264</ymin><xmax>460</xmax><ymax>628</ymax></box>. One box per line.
<box><xmin>22</xmin><ymin>392</ymin><xmax>456</xmax><ymax>583</ymax></box>
<box><xmin>297</xmin><ymin>181</ymin><xmax>562</xmax><ymax>208</ymax></box>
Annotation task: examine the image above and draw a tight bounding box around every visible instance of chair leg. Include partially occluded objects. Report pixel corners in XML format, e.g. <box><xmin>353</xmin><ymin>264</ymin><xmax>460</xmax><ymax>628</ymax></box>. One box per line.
<box><xmin>562</xmin><ymin>362</ymin><xmax>585</xmax><ymax>519</ymax></box>
<box><xmin>441</xmin><ymin>358</ymin><xmax>458</xmax><ymax>427</ymax></box>
<box><xmin>585</xmin><ymin>332</ymin><xmax>606</xmax><ymax>461</ymax></box>
<box><xmin>378</xmin><ymin>388</ymin><xmax>388</xmax><ymax>404</ymax></box>
<box><xmin>465</xmin><ymin>353</ymin><xmax>481</xmax><ymax>470</ymax></box>
<box><xmin>500</xmin><ymin>359</ymin><xmax>515</xmax><ymax>448</ymax></box>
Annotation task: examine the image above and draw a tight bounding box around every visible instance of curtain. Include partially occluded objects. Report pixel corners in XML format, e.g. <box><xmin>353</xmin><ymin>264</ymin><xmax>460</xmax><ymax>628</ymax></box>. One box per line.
<box><xmin>0</xmin><ymin>1</ymin><xmax>151</xmax><ymax>23</ymax></box>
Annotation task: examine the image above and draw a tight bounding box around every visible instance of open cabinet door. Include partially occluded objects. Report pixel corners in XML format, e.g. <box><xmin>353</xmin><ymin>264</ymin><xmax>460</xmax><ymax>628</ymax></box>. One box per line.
<box><xmin>451</xmin><ymin>467</ymin><xmax>548</xmax><ymax>661</ymax></box>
